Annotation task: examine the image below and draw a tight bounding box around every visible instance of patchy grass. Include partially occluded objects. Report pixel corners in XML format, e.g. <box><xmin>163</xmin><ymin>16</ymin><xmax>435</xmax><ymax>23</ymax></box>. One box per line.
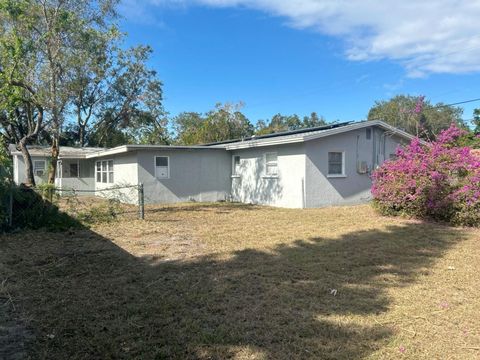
<box><xmin>1</xmin><ymin>202</ymin><xmax>479</xmax><ymax>359</ymax></box>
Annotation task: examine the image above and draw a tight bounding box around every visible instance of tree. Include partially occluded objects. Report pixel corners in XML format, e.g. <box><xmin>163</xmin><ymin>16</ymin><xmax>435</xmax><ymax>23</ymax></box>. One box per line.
<box><xmin>473</xmin><ymin>108</ymin><xmax>480</xmax><ymax>135</ymax></box>
<box><xmin>0</xmin><ymin>94</ymin><xmax>44</xmax><ymax>186</ymax></box>
<box><xmin>0</xmin><ymin>0</ymin><xmax>119</xmax><ymax>184</ymax></box>
<box><xmin>173</xmin><ymin>103</ymin><xmax>253</xmax><ymax>145</ymax></box>
<box><xmin>367</xmin><ymin>95</ymin><xmax>465</xmax><ymax>140</ymax></box>
<box><xmin>88</xmin><ymin>46</ymin><xmax>168</xmax><ymax>147</ymax></box>
<box><xmin>173</xmin><ymin>112</ymin><xmax>205</xmax><ymax>145</ymax></box>
<box><xmin>303</xmin><ymin>112</ymin><xmax>327</xmax><ymax>128</ymax></box>
<box><xmin>255</xmin><ymin>112</ymin><xmax>327</xmax><ymax>135</ymax></box>
<box><xmin>0</xmin><ymin>0</ymin><xmax>46</xmax><ymax>186</ymax></box>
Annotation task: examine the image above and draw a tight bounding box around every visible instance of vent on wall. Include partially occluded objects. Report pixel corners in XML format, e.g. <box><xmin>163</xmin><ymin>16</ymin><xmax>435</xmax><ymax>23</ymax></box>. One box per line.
<box><xmin>366</xmin><ymin>128</ymin><xmax>372</xmax><ymax>140</ymax></box>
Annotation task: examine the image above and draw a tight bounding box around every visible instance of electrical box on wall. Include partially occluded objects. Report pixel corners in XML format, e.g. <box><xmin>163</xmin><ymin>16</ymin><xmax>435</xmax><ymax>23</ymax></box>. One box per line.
<box><xmin>357</xmin><ymin>160</ymin><xmax>369</xmax><ymax>174</ymax></box>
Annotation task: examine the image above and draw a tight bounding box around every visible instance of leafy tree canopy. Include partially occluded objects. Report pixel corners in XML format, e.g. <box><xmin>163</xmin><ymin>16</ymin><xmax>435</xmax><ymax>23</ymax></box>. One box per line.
<box><xmin>174</xmin><ymin>103</ymin><xmax>253</xmax><ymax>145</ymax></box>
<box><xmin>367</xmin><ymin>95</ymin><xmax>465</xmax><ymax>140</ymax></box>
<box><xmin>255</xmin><ymin>112</ymin><xmax>327</xmax><ymax>135</ymax></box>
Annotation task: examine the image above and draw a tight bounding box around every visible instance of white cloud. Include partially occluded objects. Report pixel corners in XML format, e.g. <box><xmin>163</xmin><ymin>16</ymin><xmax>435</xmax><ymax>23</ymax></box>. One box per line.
<box><xmin>135</xmin><ymin>0</ymin><xmax>480</xmax><ymax>76</ymax></box>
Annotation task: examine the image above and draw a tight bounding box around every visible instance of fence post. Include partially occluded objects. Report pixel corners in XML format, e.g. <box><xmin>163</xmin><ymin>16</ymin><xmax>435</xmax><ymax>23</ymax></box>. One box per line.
<box><xmin>138</xmin><ymin>183</ymin><xmax>144</xmax><ymax>220</ymax></box>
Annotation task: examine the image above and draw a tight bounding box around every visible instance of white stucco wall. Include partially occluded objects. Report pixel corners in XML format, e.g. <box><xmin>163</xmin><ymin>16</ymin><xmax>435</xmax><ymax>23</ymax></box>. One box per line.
<box><xmin>14</xmin><ymin>155</ymin><xmax>49</xmax><ymax>185</ymax></box>
<box><xmin>94</xmin><ymin>152</ymin><xmax>139</xmax><ymax>203</ymax></box>
<box><xmin>136</xmin><ymin>149</ymin><xmax>231</xmax><ymax>204</ymax></box>
<box><xmin>304</xmin><ymin>126</ymin><xmax>406</xmax><ymax>208</ymax></box>
<box><xmin>230</xmin><ymin>143</ymin><xmax>306</xmax><ymax>208</ymax></box>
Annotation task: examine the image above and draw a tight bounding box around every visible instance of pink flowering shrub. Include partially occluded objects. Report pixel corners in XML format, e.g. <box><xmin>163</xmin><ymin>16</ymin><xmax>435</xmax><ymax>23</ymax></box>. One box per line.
<box><xmin>372</xmin><ymin>124</ymin><xmax>480</xmax><ymax>226</ymax></box>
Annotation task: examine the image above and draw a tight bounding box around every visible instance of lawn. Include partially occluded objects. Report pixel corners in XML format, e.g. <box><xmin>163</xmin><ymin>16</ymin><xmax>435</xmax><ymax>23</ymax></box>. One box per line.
<box><xmin>1</xmin><ymin>202</ymin><xmax>479</xmax><ymax>359</ymax></box>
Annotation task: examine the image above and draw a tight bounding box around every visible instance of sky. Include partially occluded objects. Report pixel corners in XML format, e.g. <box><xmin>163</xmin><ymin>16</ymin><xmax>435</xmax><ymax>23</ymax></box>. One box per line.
<box><xmin>119</xmin><ymin>0</ymin><xmax>480</xmax><ymax>126</ymax></box>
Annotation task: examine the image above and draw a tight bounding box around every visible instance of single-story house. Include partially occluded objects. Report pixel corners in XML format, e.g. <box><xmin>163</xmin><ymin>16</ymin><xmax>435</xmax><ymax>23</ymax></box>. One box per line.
<box><xmin>10</xmin><ymin>120</ymin><xmax>415</xmax><ymax>208</ymax></box>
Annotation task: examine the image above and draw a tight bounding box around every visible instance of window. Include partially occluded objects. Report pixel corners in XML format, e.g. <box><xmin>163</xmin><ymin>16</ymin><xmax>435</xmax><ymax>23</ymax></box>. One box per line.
<box><xmin>265</xmin><ymin>152</ymin><xmax>278</xmax><ymax>176</ymax></box>
<box><xmin>96</xmin><ymin>160</ymin><xmax>113</xmax><ymax>183</ymax></box>
<box><xmin>69</xmin><ymin>163</ymin><xmax>79</xmax><ymax>178</ymax></box>
<box><xmin>232</xmin><ymin>155</ymin><xmax>241</xmax><ymax>176</ymax></box>
<box><xmin>155</xmin><ymin>156</ymin><xmax>169</xmax><ymax>179</ymax></box>
<box><xmin>33</xmin><ymin>160</ymin><xmax>46</xmax><ymax>177</ymax></box>
<box><xmin>366</xmin><ymin>128</ymin><xmax>372</xmax><ymax>140</ymax></box>
<box><xmin>328</xmin><ymin>152</ymin><xmax>345</xmax><ymax>176</ymax></box>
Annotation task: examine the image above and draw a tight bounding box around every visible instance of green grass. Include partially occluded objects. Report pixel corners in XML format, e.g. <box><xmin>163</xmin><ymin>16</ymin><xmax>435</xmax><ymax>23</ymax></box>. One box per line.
<box><xmin>1</xmin><ymin>202</ymin><xmax>479</xmax><ymax>359</ymax></box>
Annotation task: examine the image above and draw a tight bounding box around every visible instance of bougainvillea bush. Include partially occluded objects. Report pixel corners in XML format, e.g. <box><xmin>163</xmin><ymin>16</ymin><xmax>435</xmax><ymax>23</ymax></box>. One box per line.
<box><xmin>371</xmin><ymin>124</ymin><xmax>480</xmax><ymax>226</ymax></box>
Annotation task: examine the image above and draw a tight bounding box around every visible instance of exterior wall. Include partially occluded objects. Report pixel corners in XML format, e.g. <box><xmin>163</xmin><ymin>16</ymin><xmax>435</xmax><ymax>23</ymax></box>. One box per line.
<box><xmin>95</xmin><ymin>152</ymin><xmax>139</xmax><ymax>204</ymax></box>
<box><xmin>136</xmin><ymin>149</ymin><xmax>231</xmax><ymax>204</ymax></box>
<box><xmin>14</xmin><ymin>155</ymin><xmax>49</xmax><ymax>185</ymax></box>
<box><xmin>56</xmin><ymin>159</ymin><xmax>95</xmax><ymax>194</ymax></box>
<box><xmin>230</xmin><ymin>143</ymin><xmax>306</xmax><ymax>208</ymax></box>
<box><xmin>304</xmin><ymin>126</ymin><xmax>406</xmax><ymax>208</ymax></box>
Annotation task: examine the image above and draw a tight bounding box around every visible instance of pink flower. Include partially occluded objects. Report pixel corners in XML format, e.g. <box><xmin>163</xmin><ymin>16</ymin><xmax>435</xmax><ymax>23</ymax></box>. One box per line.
<box><xmin>399</xmin><ymin>346</ymin><xmax>406</xmax><ymax>353</ymax></box>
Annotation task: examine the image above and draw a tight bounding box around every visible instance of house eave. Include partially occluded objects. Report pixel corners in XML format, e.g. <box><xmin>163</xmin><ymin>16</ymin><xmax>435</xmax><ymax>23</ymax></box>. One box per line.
<box><xmin>85</xmin><ymin>144</ymin><xmax>225</xmax><ymax>158</ymax></box>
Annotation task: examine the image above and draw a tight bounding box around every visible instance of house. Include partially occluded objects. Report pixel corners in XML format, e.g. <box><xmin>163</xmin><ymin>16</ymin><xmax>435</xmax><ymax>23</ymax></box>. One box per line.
<box><xmin>9</xmin><ymin>120</ymin><xmax>415</xmax><ymax>208</ymax></box>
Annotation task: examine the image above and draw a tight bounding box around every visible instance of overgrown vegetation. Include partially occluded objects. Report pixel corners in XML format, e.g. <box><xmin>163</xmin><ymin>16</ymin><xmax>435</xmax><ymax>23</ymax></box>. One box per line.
<box><xmin>372</xmin><ymin>123</ymin><xmax>480</xmax><ymax>226</ymax></box>
<box><xmin>4</xmin><ymin>185</ymin><xmax>81</xmax><ymax>231</ymax></box>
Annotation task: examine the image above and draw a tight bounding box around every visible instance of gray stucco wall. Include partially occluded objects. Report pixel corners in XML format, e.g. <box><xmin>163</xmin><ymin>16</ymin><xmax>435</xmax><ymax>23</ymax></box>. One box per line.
<box><xmin>304</xmin><ymin>126</ymin><xmax>406</xmax><ymax>208</ymax></box>
<box><xmin>136</xmin><ymin>149</ymin><xmax>231</xmax><ymax>204</ymax></box>
<box><xmin>230</xmin><ymin>143</ymin><xmax>306</xmax><ymax>208</ymax></box>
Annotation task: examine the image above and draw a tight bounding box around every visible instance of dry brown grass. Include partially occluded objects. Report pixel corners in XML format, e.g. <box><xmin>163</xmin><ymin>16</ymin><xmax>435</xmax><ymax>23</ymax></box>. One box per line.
<box><xmin>1</xmin><ymin>201</ymin><xmax>479</xmax><ymax>359</ymax></box>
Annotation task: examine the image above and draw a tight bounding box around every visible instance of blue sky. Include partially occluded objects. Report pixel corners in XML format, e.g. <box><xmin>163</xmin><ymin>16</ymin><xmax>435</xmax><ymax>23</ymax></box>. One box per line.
<box><xmin>119</xmin><ymin>1</ymin><xmax>480</xmax><ymax>126</ymax></box>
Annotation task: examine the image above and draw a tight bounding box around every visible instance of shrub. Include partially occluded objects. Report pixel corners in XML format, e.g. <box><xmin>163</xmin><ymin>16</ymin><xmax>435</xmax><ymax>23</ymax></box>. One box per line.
<box><xmin>0</xmin><ymin>184</ymin><xmax>82</xmax><ymax>232</ymax></box>
<box><xmin>76</xmin><ymin>199</ymin><xmax>120</xmax><ymax>224</ymax></box>
<box><xmin>372</xmin><ymin>124</ymin><xmax>480</xmax><ymax>226</ymax></box>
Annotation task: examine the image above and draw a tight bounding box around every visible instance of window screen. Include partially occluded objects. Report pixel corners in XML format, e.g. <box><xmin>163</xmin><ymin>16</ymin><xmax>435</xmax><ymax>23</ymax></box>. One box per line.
<box><xmin>232</xmin><ymin>155</ymin><xmax>241</xmax><ymax>175</ymax></box>
<box><xmin>328</xmin><ymin>152</ymin><xmax>344</xmax><ymax>175</ymax></box>
<box><xmin>265</xmin><ymin>152</ymin><xmax>278</xmax><ymax>176</ymax></box>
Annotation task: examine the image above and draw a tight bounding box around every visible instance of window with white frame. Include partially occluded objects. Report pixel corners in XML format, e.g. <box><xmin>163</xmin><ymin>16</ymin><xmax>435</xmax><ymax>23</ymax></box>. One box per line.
<box><xmin>96</xmin><ymin>160</ymin><xmax>113</xmax><ymax>183</ymax></box>
<box><xmin>232</xmin><ymin>155</ymin><xmax>241</xmax><ymax>176</ymax></box>
<box><xmin>328</xmin><ymin>152</ymin><xmax>345</xmax><ymax>176</ymax></box>
<box><xmin>155</xmin><ymin>156</ymin><xmax>169</xmax><ymax>179</ymax></box>
<box><xmin>33</xmin><ymin>160</ymin><xmax>46</xmax><ymax>176</ymax></box>
<box><xmin>265</xmin><ymin>152</ymin><xmax>278</xmax><ymax>176</ymax></box>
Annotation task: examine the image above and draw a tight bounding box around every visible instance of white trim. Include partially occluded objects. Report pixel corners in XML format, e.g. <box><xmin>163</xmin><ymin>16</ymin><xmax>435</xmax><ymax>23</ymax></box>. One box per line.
<box><xmin>327</xmin><ymin>151</ymin><xmax>346</xmax><ymax>177</ymax></box>
<box><xmin>95</xmin><ymin>159</ymin><xmax>114</xmax><ymax>184</ymax></box>
<box><xmin>154</xmin><ymin>155</ymin><xmax>170</xmax><ymax>179</ymax></box>
<box><xmin>13</xmin><ymin>155</ymin><xmax>19</xmax><ymax>184</ymax></box>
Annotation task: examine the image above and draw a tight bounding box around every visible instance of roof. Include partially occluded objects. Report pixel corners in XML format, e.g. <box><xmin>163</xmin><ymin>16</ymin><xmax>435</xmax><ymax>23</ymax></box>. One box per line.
<box><xmin>9</xmin><ymin>144</ymin><xmax>104</xmax><ymax>159</ymax></box>
<box><xmin>84</xmin><ymin>144</ymin><xmax>226</xmax><ymax>159</ymax></box>
<box><xmin>8</xmin><ymin>121</ymin><xmax>419</xmax><ymax>158</ymax></box>
<box><xmin>209</xmin><ymin>120</ymin><xmax>418</xmax><ymax>150</ymax></box>
<box><xmin>204</xmin><ymin>121</ymin><xmax>354</xmax><ymax>146</ymax></box>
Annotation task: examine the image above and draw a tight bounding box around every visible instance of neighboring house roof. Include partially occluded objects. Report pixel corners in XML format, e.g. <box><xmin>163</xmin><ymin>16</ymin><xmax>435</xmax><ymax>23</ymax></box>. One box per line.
<box><xmin>8</xmin><ymin>144</ymin><xmax>104</xmax><ymax>159</ymax></box>
<box><xmin>208</xmin><ymin>120</ymin><xmax>418</xmax><ymax>150</ymax></box>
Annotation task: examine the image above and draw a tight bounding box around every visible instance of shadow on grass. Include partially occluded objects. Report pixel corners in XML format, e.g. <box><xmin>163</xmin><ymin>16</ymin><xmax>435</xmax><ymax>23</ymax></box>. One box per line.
<box><xmin>0</xmin><ymin>215</ymin><xmax>468</xmax><ymax>359</ymax></box>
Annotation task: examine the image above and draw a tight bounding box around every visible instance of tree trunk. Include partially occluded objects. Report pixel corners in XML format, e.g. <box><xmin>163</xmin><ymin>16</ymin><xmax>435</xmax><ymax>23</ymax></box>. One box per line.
<box><xmin>19</xmin><ymin>139</ymin><xmax>35</xmax><ymax>187</ymax></box>
<box><xmin>79</xmin><ymin>123</ymin><xmax>86</xmax><ymax>147</ymax></box>
<box><xmin>48</xmin><ymin>134</ymin><xmax>59</xmax><ymax>184</ymax></box>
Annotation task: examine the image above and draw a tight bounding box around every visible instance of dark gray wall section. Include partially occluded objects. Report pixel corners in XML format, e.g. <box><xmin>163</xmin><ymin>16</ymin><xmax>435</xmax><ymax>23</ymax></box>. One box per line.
<box><xmin>136</xmin><ymin>149</ymin><xmax>231</xmax><ymax>204</ymax></box>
